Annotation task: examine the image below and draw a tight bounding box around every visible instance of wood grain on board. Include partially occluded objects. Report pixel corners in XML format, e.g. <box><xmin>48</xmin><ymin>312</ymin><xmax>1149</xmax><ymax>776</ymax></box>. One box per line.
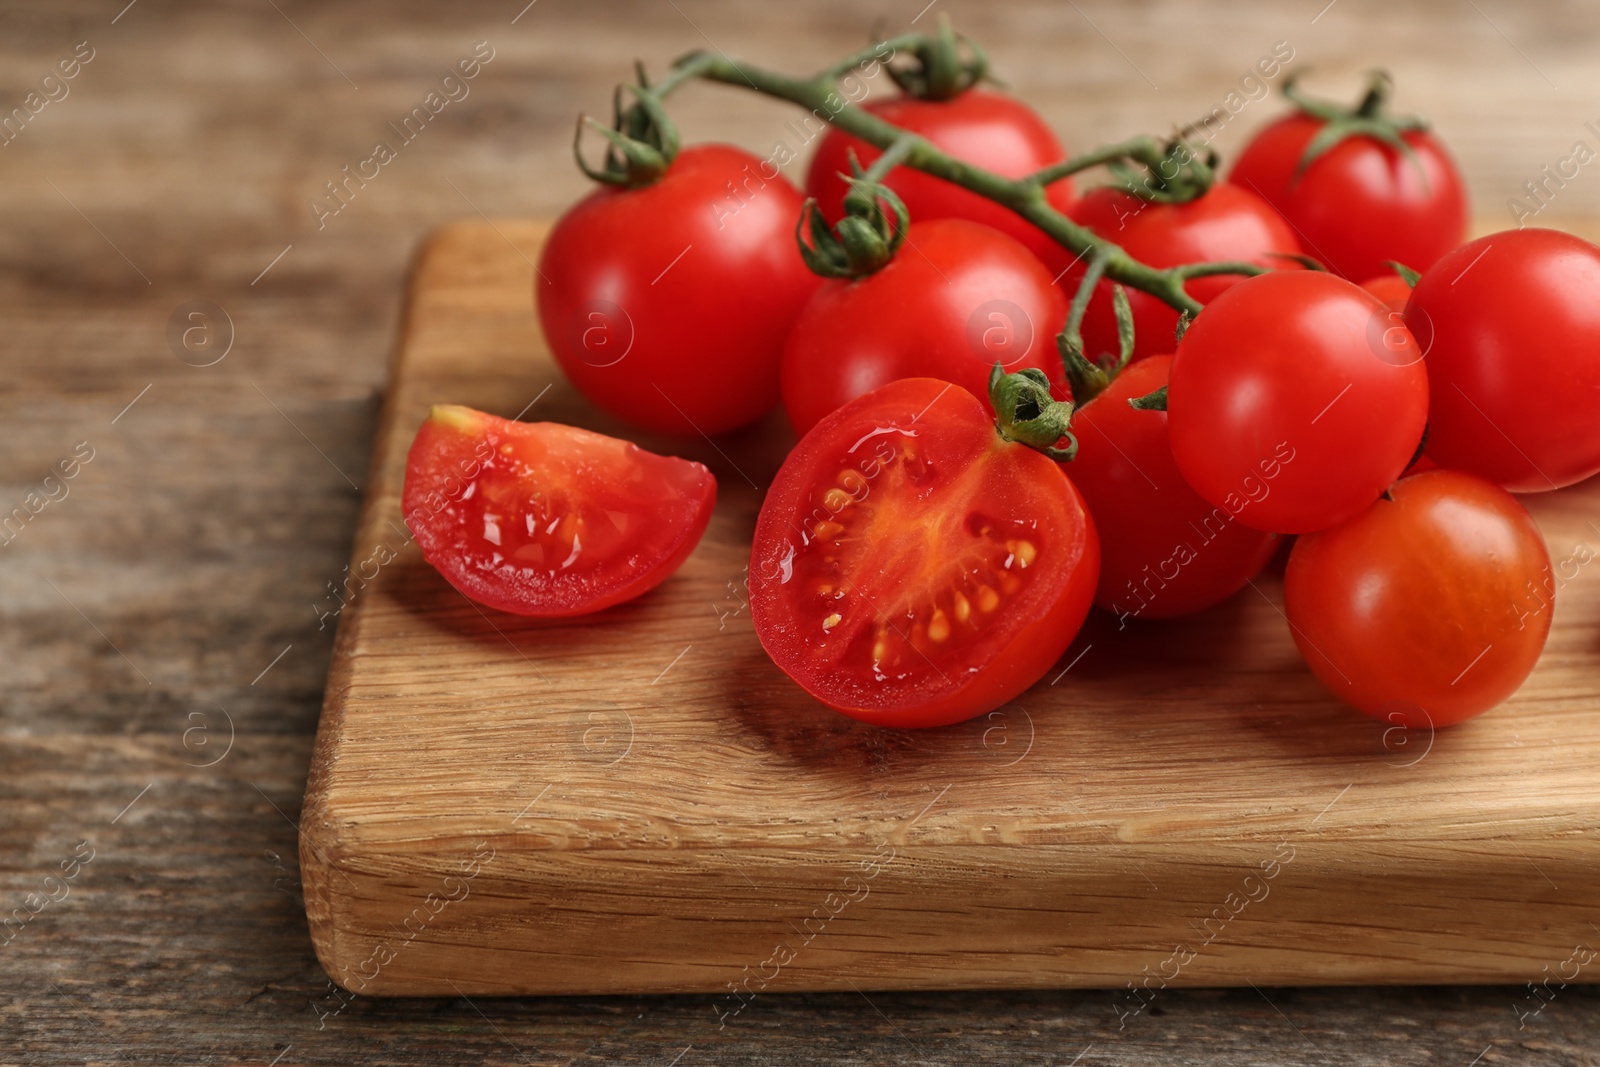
<box><xmin>301</xmin><ymin>219</ymin><xmax>1600</xmax><ymax>997</ymax></box>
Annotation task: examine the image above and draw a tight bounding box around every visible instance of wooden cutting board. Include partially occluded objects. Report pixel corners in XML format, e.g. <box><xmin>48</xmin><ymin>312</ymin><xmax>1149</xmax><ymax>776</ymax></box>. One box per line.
<box><xmin>302</xmin><ymin>219</ymin><xmax>1600</xmax><ymax>999</ymax></box>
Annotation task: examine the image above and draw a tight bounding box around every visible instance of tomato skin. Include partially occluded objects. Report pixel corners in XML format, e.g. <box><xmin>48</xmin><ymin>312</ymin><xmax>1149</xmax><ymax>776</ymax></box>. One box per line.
<box><xmin>805</xmin><ymin>90</ymin><xmax>1077</xmax><ymax>274</ymax></box>
<box><xmin>1061</xmin><ymin>184</ymin><xmax>1303</xmax><ymax>362</ymax></box>
<box><xmin>536</xmin><ymin>144</ymin><xmax>820</xmax><ymax>436</ymax></box>
<box><xmin>780</xmin><ymin>218</ymin><xmax>1069</xmax><ymax>437</ymax></box>
<box><xmin>1167</xmin><ymin>271</ymin><xmax>1429</xmax><ymax>534</ymax></box>
<box><xmin>1071</xmin><ymin>356</ymin><xmax>1280</xmax><ymax>621</ymax></box>
<box><xmin>749</xmin><ymin>378</ymin><xmax>1098</xmax><ymax>729</ymax></box>
<box><xmin>1359</xmin><ymin>273</ymin><xmax>1413</xmax><ymax>311</ymax></box>
<box><xmin>1229</xmin><ymin>113</ymin><xmax>1468</xmax><ymax>283</ymax></box>
<box><xmin>1405</xmin><ymin>228</ymin><xmax>1600</xmax><ymax>492</ymax></box>
<box><xmin>1285</xmin><ymin>470</ymin><xmax>1552</xmax><ymax>726</ymax></box>
<box><xmin>402</xmin><ymin>406</ymin><xmax>716</xmax><ymax>616</ymax></box>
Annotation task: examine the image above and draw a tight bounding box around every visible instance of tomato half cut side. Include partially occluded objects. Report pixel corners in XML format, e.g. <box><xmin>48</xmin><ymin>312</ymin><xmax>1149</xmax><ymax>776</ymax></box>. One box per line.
<box><xmin>749</xmin><ymin>378</ymin><xmax>1098</xmax><ymax>729</ymax></box>
<box><xmin>402</xmin><ymin>405</ymin><xmax>716</xmax><ymax>616</ymax></box>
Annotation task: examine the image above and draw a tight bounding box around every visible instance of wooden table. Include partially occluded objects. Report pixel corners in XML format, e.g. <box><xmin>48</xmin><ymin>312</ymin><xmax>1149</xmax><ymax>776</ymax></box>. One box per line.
<box><xmin>5</xmin><ymin>1</ymin><xmax>1598</xmax><ymax>1062</ymax></box>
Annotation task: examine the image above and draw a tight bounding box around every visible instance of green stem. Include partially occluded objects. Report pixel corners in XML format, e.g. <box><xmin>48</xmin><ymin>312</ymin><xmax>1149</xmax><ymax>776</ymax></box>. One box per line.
<box><xmin>1027</xmin><ymin>135</ymin><xmax>1166</xmax><ymax>186</ymax></box>
<box><xmin>858</xmin><ymin>131</ymin><xmax>922</xmax><ymax>183</ymax></box>
<box><xmin>653</xmin><ymin>49</ymin><xmax>1264</xmax><ymax>315</ymax></box>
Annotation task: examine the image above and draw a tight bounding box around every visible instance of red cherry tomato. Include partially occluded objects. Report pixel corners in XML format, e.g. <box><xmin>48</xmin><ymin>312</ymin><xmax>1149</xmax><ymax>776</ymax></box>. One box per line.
<box><xmin>749</xmin><ymin>377</ymin><xmax>1098</xmax><ymax>728</ymax></box>
<box><xmin>805</xmin><ymin>90</ymin><xmax>1077</xmax><ymax>274</ymax></box>
<box><xmin>402</xmin><ymin>405</ymin><xmax>715</xmax><ymax>616</ymax></box>
<box><xmin>780</xmin><ymin>218</ymin><xmax>1069</xmax><ymax>437</ymax></box>
<box><xmin>1229</xmin><ymin>114</ymin><xmax>1467</xmax><ymax>282</ymax></box>
<box><xmin>1285</xmin><ymin>470</ymin><xmax>1552</xmax><ymax>726</ymax></box>
<box><xmin>1167</xmin><ymin>271</ymin><xmax>1428</xmax><ymax>534</ymax></box>
<box><xmin>537</xmin><ymin>144</ymin><xmax>820</xmax><ymax>436</ymax></box>
<box><xmin>1405</xmin><ymin>228</ymin><xmax>1600</xmax><ymax>492</ymax></box>
<box><xmin>1070</xmin><ymin>356</ymin><xmax>1280</xmax><ymax>622</ymax></box>
<box><xmin>1061</xmin><ymin>183</ymin><xmax>1303</xmax><ymax>362</ymax></box>
<box><xmin>1359</xmin><ymin>272</ymin><xmax>1412</xmax><ymax>311</ymax></box>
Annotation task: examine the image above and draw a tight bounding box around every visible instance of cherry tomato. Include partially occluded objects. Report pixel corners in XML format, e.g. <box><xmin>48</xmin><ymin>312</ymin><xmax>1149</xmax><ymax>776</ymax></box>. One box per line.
<box><xmin>805</xmin><ymin>90</ymin><xmax>1077</xmax><ymax>274</ymax></box>
<box><xmin>1359</xmin><ymin>272</ymin><xmax>1412</xmax><ymax>311</ymax></box>
<box><xmin>1229</xmin><ymin>114</ymin><xmax>1467</xmax><ymax>283</ymax></box>
<box><xmin>1070</xmin><ymin>356</ymin><xmax>1280</xmax><ymax>622</ymax></box>
<box><xmin>402</xmin><ymin>405</ymin><xmax>715</xmax><ymax>616</ymax></box>
<box><xmin>749</xmin><ymin>377</ymin><xmax>1098</xmax><ymax>728</ymax></box>
<box><xmin>1061</xmin><ymin>183</ymin><xmax>1303</xmax><ymax>362</ymax></box>
<box><xmin>1285</xmin><ymin>470</ymin><xmax>1552</xmax><ymax>726</ymax></box>
<box><xmin>1167</xmin><ymin>271</ymin><xmax>1428</xmax><ymax>534</ymax></box>
<box><xmin>780</xmin><ymin>218</ymin><xmax>1069</xmax><ymax>437</ymax></box>
<box><xmin>1405</xmin><ymin>228</ymin><xmax>1600</xmax><ymax>492</ymax></box>
<box><xmin>537</xmin><ymin>144</ymin><xmax>820</xmax><ymax>436</ymax></box>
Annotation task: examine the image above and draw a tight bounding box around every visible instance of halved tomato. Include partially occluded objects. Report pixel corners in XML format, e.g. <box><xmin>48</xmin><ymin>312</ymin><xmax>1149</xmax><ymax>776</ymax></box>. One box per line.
<box><xmin>402</xmin><ymin>405</ymin><xmax>715</xmax><ymax>616</ymax></box>
<box><xmin>749</xmin><ymin>378</ymin><xmax>1098</xmax><ymax>728</ymax></box>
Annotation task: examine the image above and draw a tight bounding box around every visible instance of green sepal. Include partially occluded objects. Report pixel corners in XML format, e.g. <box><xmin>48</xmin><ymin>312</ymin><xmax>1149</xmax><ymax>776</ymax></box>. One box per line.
<box><xmin>795</xmin><ymin>179</ymin><xmax>909</xmax><ymax>280</ymax></box>
<box><xmin>888</xmin><ymin>13</ymin><xmax>987</xmax><ymax>101</ymax></box>
<box><xmin>1128</xmin><ymin>384</ymin><xmax>1168</xmax><ymax>412</ymax></box>
<box><xmin>1282</xmin><ymin>70</ymin><xmax>1430</xmax><ymax>189</ymax></box>
<box><xmin>1386</xmin><ymin>260</ymin><xmax>1422</xmax><ymax>287</ymax></box>
<box><xmin>573</xmin><ymin>81</ymin><xmax>681</xmax><ymax>188</ymax></box>
<box><xmin>990</xmin><ymin>363</ymin><xmax>1078</xmax><ymax>462</ymax></box>
<box><xmin>1058</xmin><ymin>284</ymin><xmax>1136</xmax><ymax>406</ymax></box>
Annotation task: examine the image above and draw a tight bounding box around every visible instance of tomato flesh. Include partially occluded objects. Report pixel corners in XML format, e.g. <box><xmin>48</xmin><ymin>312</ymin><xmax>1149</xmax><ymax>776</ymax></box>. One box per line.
<box><xmin>1285</xmin><ymin>470</ymin><xmax>1551</xmax><ymax>725</ymax></box>
<box><xmin>750</xmin><ymin>378</ymin><xmax>1097</xmax><ymax>728</ymax></box>
<box><xmin>402</xmin><ymin>405</ymin><xmax>716</xmax><ymax>616</ymax></box>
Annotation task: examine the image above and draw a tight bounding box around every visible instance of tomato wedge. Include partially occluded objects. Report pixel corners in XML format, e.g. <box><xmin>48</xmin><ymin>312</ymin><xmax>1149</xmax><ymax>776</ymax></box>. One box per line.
<box><xmin>749</xmin><ymin>378</ymin><xmax>1098</xmax><ymax>728</ymax></box>
<box><xmin>402</xmin><ymin>405</ymin><xmax>715</xmax><ymax>616</ymax></box>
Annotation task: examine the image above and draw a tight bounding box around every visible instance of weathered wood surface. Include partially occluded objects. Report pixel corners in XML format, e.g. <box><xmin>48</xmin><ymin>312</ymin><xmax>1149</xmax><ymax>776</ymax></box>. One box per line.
<box><xmin>7</xmin><ymin>0</ymin><xmax>1600</xmax><ymax>1062</ymax></box>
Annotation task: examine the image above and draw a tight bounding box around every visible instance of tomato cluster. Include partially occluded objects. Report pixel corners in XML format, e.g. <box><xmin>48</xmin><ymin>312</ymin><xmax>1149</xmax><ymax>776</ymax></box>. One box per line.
<box><xmin>400</xmin><ymin>28</ymin><xmax>1591</xmax><ymax>738</ymax></box>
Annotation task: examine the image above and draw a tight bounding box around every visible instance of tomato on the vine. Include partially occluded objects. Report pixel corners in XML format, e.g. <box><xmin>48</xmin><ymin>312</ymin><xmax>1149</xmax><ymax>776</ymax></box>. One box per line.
<box><xmin>1166</xmin><ymin>270</ymin><xmax>1428</xmax><ymax>534</ymax></box>
<box><xmin>1228</xmin><ymin>76</ymin><xmax>1467</xmax><ymax>283</ymax></box>
<box><xmin>1285</xmin><ymin>470</ymin><xmax>1552</xmax><ymax>726</ymax></box>
<box><xmin>749</xmin><ymin>376</ymin><xmax>1098</xmax><ymax>728</ymax></box>
<box><xmin>780</xmin><ymin>218</ymin><xmax>1069</xmax><ymax>437</ymax></box>
<box><xmin>537</xmin><ymin>144</ymin><xmax>820</xmax><ymax>437</ymax></box>
<box><xmin>1060</xmin><ymin>183</ymin><xmax>1303</xmax><ymax>363</ymax></box>
<box><xmin>805</xmin><ymin>90</ymin><xmax>1077</xmax><ymax>273</ymax></box>
<box><xmin>402</xmin><ymin>405</ymin><xmax>715</xmax><ymax>616</ymax></box>
<box><xmin>1070</xmin><ymin>356</ymin><xmax>1280</xmax><ymax>622</ymax></box>
<box><xmin>1405</xmin><ymin>228</ymin><xmax>1600</xmax><ymax>492</ymax></box>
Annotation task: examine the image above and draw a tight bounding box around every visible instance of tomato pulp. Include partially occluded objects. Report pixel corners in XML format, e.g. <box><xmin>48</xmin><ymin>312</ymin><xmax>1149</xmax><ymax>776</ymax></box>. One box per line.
<box><xmin>403</xmin><ymin>405</ymin><xmax>716</xmax><ymax>616</ymax></box>
<box><xmin>749</xmin><ymin>378</ymin><xmax>1098</xmax><ymax>728</ymax></box>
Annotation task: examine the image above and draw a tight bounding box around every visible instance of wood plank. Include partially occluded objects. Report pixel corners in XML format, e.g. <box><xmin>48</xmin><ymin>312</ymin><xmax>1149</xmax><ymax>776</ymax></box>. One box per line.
<box><xmin>301</xmin><ymin>219</ymin><xmax>1600</xmax><ymax>996</ymax></box>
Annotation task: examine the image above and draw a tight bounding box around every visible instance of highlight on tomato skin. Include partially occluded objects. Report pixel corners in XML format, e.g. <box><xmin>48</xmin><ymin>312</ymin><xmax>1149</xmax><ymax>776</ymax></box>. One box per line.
<box><xmin>401</xmin><ymin>404</ymin><xmax>717</xmax><ymax>617</ymax></box>
<box><xmin>748</xmin><ymin>377</ymin><xmax>1099</xmax><ymax>730</ymax></box>
<box><xmin>1283</xmin><ymin>469</ymin><xmax>1553</xmax><ymax>727</ymax></box>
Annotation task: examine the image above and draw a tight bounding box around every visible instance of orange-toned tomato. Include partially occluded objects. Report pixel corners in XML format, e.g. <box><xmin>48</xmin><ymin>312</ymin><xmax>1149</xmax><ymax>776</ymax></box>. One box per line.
<box><xmin>1285</xmin><ymin>470</ymin><xmax>1552</xmax><ymax>726</ymax></box>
